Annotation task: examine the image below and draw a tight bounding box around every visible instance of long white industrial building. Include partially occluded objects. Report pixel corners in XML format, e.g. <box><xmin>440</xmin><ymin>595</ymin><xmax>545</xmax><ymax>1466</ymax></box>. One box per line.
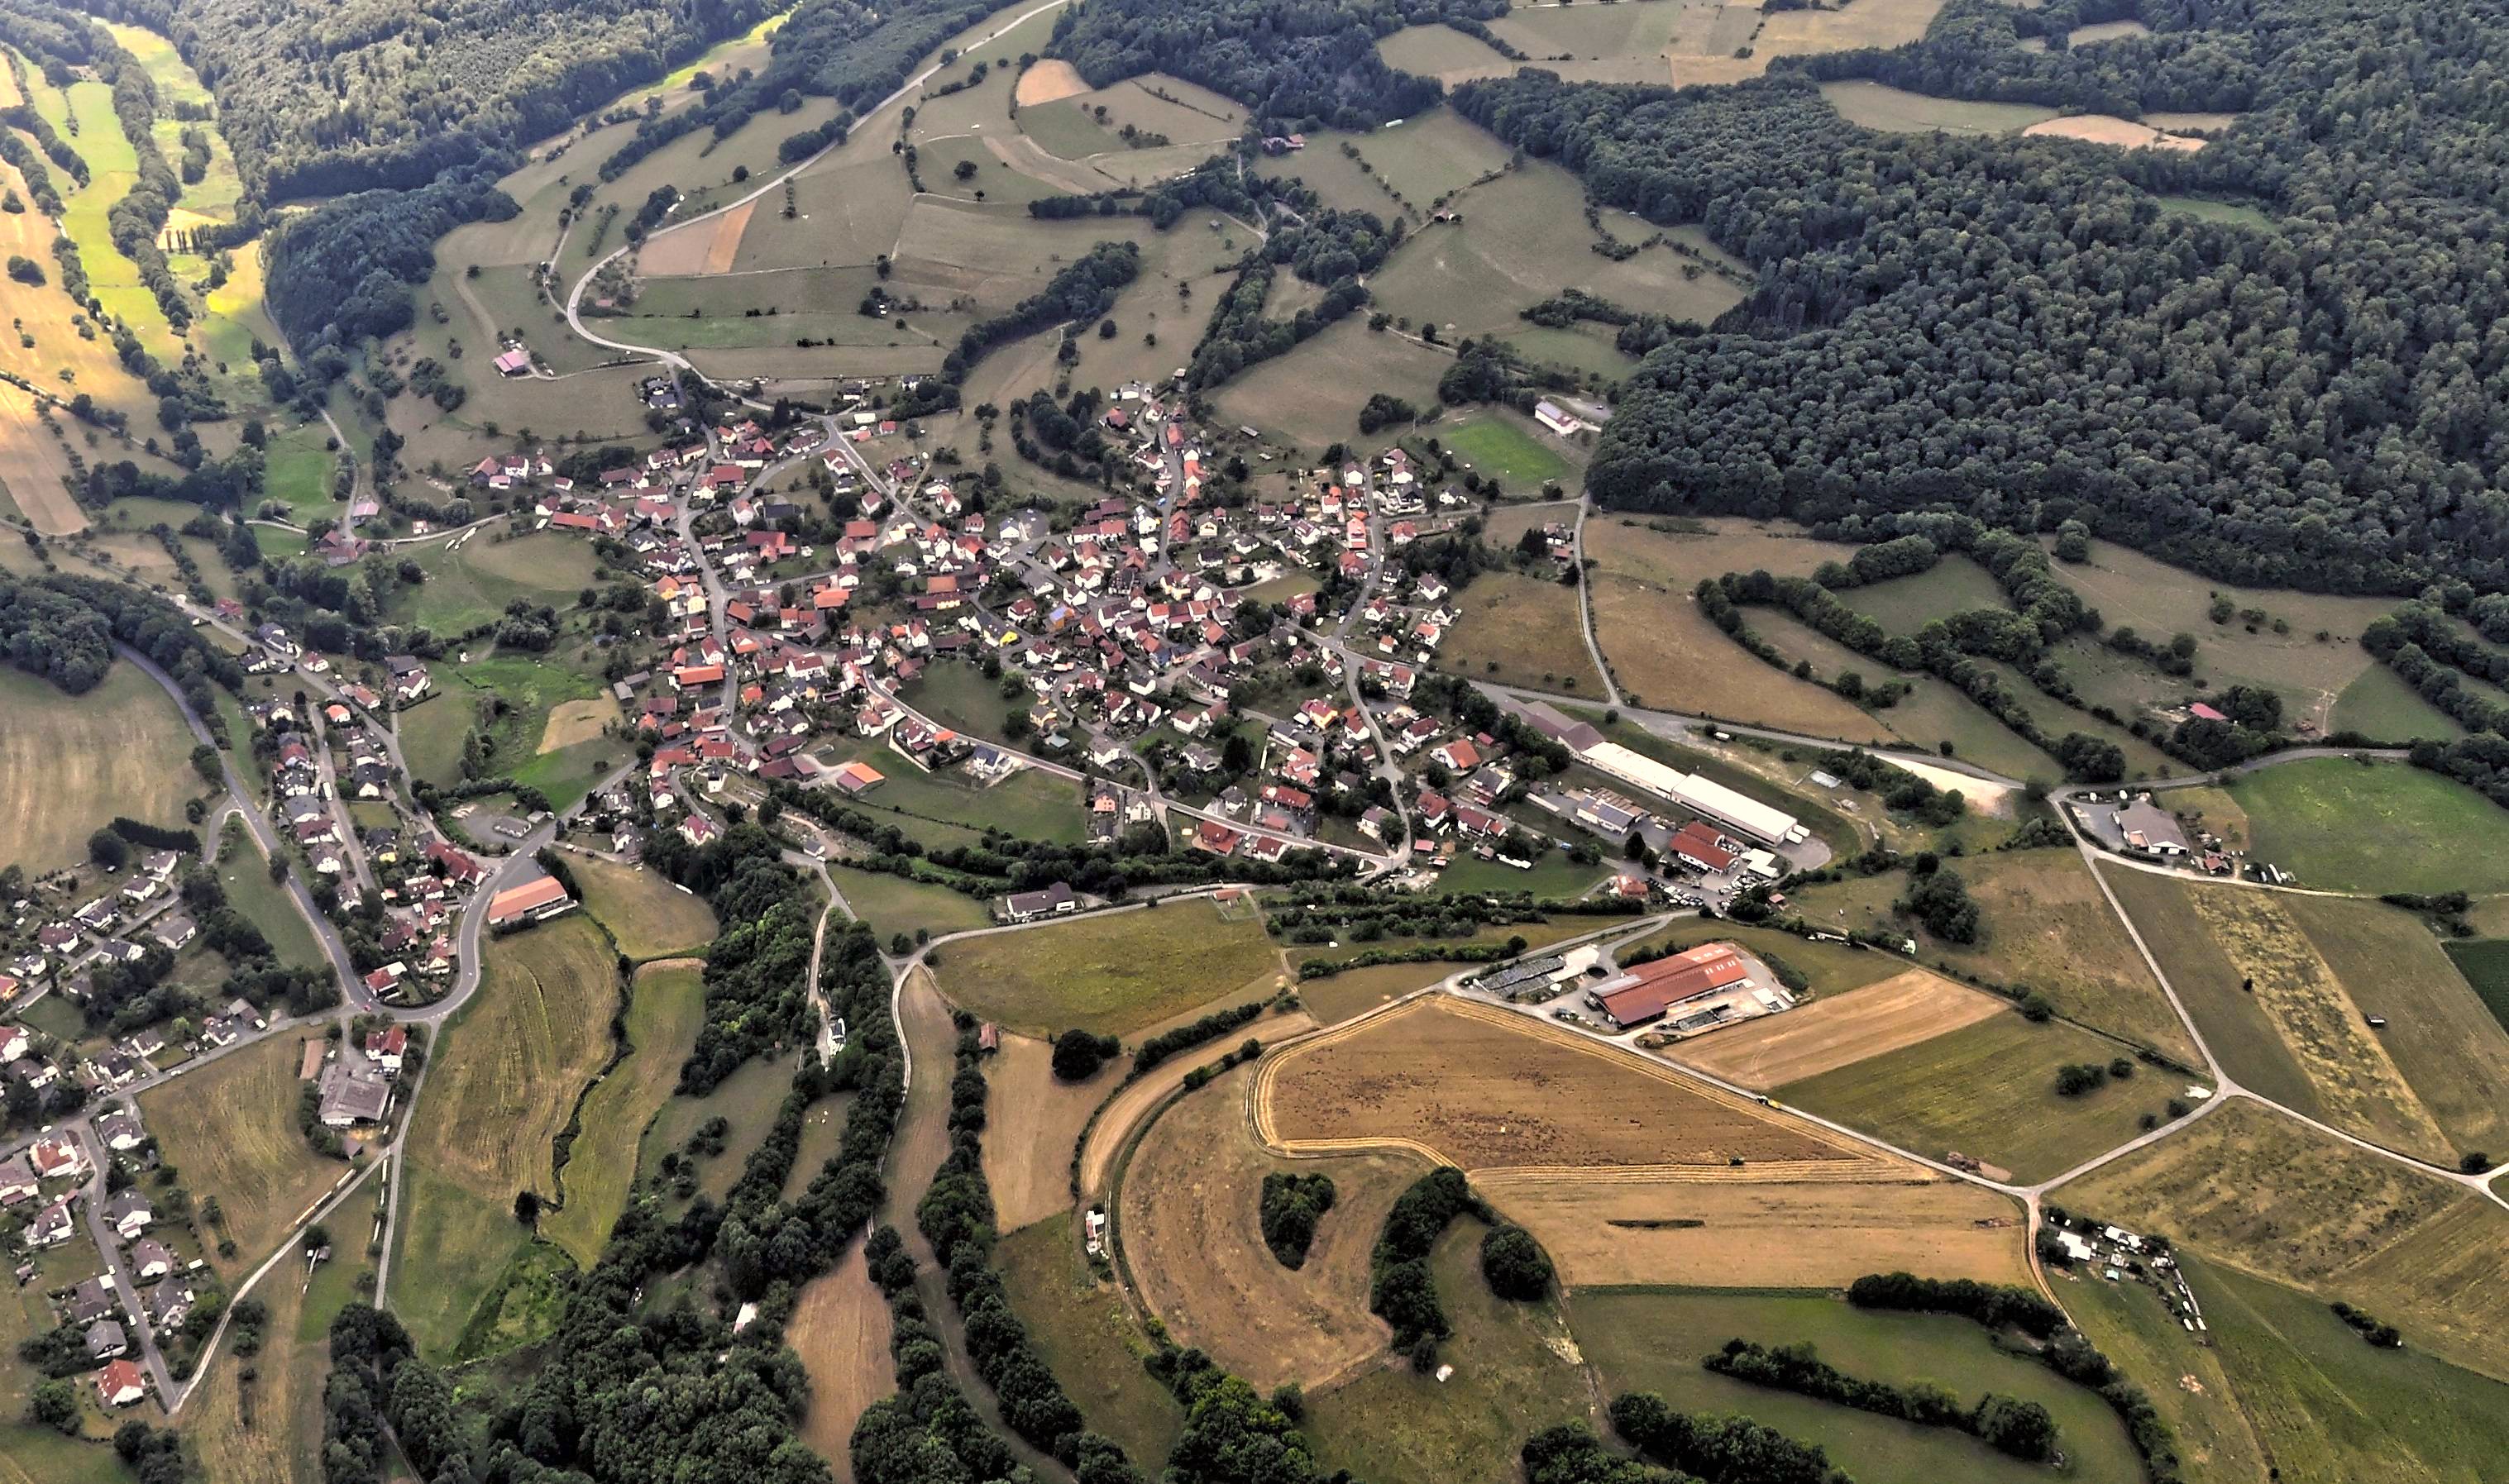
<box><xmin>1581</xmin><ymin>742</ymin><xmax>1808</xmax><ymax>847</ymax></box>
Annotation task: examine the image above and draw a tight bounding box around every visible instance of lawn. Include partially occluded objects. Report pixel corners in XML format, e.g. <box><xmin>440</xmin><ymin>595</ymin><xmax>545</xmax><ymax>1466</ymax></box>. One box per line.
<box><xmin>389</xmin><ymin>529</ymin><xmax>601</xmax><ymax>635</ymax></box>
<box><xmin>139</xmin><ymin>1032</ymin><xmax>348</xmax><ymax>1275</ymax></box>
<box><xmin>1216</xmin><ymin>318</ymin><xmax>1454</xmax><ymax>453</ymax></box>
<box><xmin>217</xmin><ymin>827</ymin><xmax>327</xmax><ymax>970</ymax></box>
<box><xmin>1786</xmin><ymin>849</ymin><xmax>2198</xmax><ymax>1065</ymax></box>
<box><xmin>184</xmin><ymin>1173</ymin><xmax>381</xmax><ymax>1484</ymax></box>
<box><xmin>997</xmin><ymin>1212</ymin><xmax>1187</xmax><ymax>1465</ymax></box>
<box><xmin>1350</xmin><ymin>110</ymin><xmax>1514</xmax><ymax>208</ymax></box>
<box><xmin>930</xmin><ymin>898</ymin><xmax>1283</xmax><ymax>1038</ymax></box>
<box><xmin>1302</xmin><ymin>1218</ymin><xmax>1594</xmax><ymax>1484</ymax></box>
<box><xmin>2227</xmin><ymin>756</ymin><xmax>2509</xmax><ymax>894</ymax></box>
<box><xmin>2328</xmin><ymin>661</ymin><xmax>2468</xmax><ymax>743</ymax></box>
<box><xmin>1433</xmin><ymin>847</ymin><xmax>1612</xmax><ymax>899</ymax></box>
<box><xmin>815</xmin><ymin>733</ymin><xmax>1088</xmax><ymax>844</ymax></box>
<box><xmin>901</xmin><ymin>658</ymin><xmax>1023</xmax><ymax>740</ymax></box>
<box><xmin>571</xmin><ymin>854</ymin><xmax>719</xmax><ymax>961</ymax></box>
<box><xmin>827</xmin><ymin>862</ymin><xmax>996</xmax><ymax>946</ymax></box>
<box><xmin>542</xmin><ymin>962</ymin><xmax>705</xmax><ymax>1267</ymax></box>
<box><xmin>1777</xmin><ymin>1010</ymin><xmax>2186</xmax><ymax>1183</ymax></box>
<box><xmin>1570</xmin><ymin>1286</ymin><xmax>2146</xmax><ymax>1484</ymax></box>
<box><xmin>1439</xmin><ymin>570</ymin><xmax>1603</xmax><ymax>694</ymax></box>
<box><xmin>0</xmin><ymin>663</ymin><xmax>200</xmax><ymax>874</ymax></box>
<box><xmin>394</xmin><ymin>915</ymin><xmax>618</xmax><ymax>1358</ymax></box>
<box><xmin>409</xmin><ymin>648</ymin><xmax>614</xmax><ymax>804</ymax></box>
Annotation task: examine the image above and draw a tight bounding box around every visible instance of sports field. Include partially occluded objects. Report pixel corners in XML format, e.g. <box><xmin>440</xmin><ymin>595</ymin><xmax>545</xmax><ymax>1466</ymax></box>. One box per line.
<box><xmin>930</xmin><ymin>897</ymin><xmax>1283</xmax><ymax>1037</ymax></box>
<box><xmin>1119</xmin><ymin>1060</ymin><xmax>1430</xmax><ymax>1389</ymax></box>
<box><xmin>1572</xmin><ymin>1285</ymin><xmax>2144</xmax><ymax>1484</ymax></box>
<box><xmin>1441</xmin><ymin>413</ymin><xmax>1573</xmax><ymax>489</ymax></box>
<box><xmin>1439</xmin><ymin>570</ymin><xmax>1604</xmax><ymax>694</ymax></box>
<box><xmin>1261</xmin><ymin>997</ymin><xmax>1873</xmax><ymax>1171</ymax></box>
<box><xmin>978</xmin><ymin>1029</ymin><xmax>1107</xmax><ymax>1232</ymax></box>
<box><xmin>1778</xmin><ymin>1010</ymin><xmax>2185</xmax><ymax>1183</ymax></box>
<box><xmin>2228</xmin><ymin>756</ymin><xmax>2509</xmax><ymax>894</ymax></box>
<box><xmin>571</xmin><ymin>855</ymin><xmax>719</xmax><ymax>961</ymax></box>
<box><xmin>139</xmin><ymin>1033</ymin><xmax>346</xmax><ymax>1274</ymax></box>
<box><xmin>543</xmin><ymin>961</ymin><xmax>705</xmax><ymax>1265</ymax></box>
<box><xmin>0</xmin><ymin>662</ymin><xmax>199</xmax><ymax>874</ymax></box>
<box><xmin>394</xmin><ymin>915</ymin><xmax>618</xmax><ymax>1356</ymax></box>
<box><xmin>998</xmin><ymin>1211</ymin><xmax>1185</xmax><ymax>1463</ymax></box>
<box><xmin>2057</xmin><ymin>1098</ymin><xmax>2509</xmax><ymax>1381</ymax></box>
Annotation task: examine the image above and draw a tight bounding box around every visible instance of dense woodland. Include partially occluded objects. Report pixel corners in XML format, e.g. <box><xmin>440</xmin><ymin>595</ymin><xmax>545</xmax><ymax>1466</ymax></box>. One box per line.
<box><xmin>81</xmin><ymin>0</ymin><xmax>774</xmax><ymax>199</ymax></box>
<box><xmin>1454</xmin><ymin>0</ymin><xmax>2509</xmax><ymax>595</ymax></box>
<box><xmin>1046</xmin><ymin>0</ymin><xmax>1503</xmax><ymax>131</ymax></box>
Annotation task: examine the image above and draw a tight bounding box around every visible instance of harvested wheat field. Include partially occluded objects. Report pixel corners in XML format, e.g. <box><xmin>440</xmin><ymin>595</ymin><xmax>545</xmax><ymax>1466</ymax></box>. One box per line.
<box><xmin>2024</xmin><ymin>115</ymin><xmax>2206</xmax><ymax>150</ymax></box>
<box><xmin>1477</xmin><ymin>1169</ymin><xmax>2033</xmax><ymax>1290</ymax></box>
<box><xmin>1078</xmin><ymin>1007</ymin><xmax>1318</xmax><ymax>1201</ymax></box>
<box><xmin>1675</xmin><ymin>969</ymin><xmax>2005</xmax><ymax>1090</ymax></box>
<box><xmin>793</xmin><ymin>1242</ymin><xmax>894</xmax><ymax>1477</ymax></box>
<box><xmin>1118</xmin><ymin>1062</ymin><xmax>1427</xmax><ymax>1390</ymax></box>
<box><xmin>1014</xmin><ymin>60</ymin><xmax>1090</xmax><ymax>105</ymax></box>
<box><xmin>982</xmin><ymin>1031</ymin><xmax>1110</xmax><ymax>1232</ymax></box>
<box><xmin>0</xmin><ymin>384</ymin><xmax>83</xmax><ymax>535</ymax></box>
<box><xmin>138</xmin><ymin>1033</ymin><xmax>349</xmax><ymax>1275</ymax></box>
<box><xmin>1258</xmin><ymin>997</ymin><xmax>1872</xmax><ymax>1172</ymax></box>
<box><xmin>538</xmin><ymin>696</ymin><xmax>619</xmax><ymax>752</ymax></box>
<box><xmin>638</xmin><ymin>198</ymin><xmax>755</xmax><ymax>277</ymax></box>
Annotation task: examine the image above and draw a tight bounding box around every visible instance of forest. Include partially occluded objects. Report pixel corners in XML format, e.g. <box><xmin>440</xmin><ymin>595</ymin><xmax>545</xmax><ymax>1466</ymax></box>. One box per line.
<box><xmin>1045</xmin><ymin>0</ymin><xmax>1503</xmax><ymax>131</ymax></box>
<box><xmin>1451</xmin><ymin>0</ymin><xmax>2509</xmax><ymax>595</ymax></box>
<box><xmin>77</xmin><ymin>0</ymin><xmax>775</xmax><ymax>199</ymax></box>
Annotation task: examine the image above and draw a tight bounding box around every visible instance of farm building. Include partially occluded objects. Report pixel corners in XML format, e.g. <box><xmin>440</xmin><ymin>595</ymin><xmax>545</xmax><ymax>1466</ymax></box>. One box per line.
<box><xmin>1589</xmin><ymin>943</ymin><xmax>1751</xmax><ymax>1029</ymax></box>
<box><xmin>1667</xmin><ymin>821</ymin><xmax>1740</xmax><ymax>873</ymax></box>
<box><xmin>486</xmin><ymin>876</ymin><xmax>576</xmax><ymax>928</ymax></box>
<box><xmin>1581</xmin><ymin>743</ymin><xmax>1807</xmax><ymax>846</ymax></box>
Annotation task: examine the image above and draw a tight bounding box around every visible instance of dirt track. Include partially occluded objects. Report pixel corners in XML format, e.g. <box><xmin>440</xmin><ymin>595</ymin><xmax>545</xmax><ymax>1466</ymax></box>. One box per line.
<box><xmin>1078</xmin><ymin>1008</ymin><xmax>1317</xmax><ymax>1201</ymax></box>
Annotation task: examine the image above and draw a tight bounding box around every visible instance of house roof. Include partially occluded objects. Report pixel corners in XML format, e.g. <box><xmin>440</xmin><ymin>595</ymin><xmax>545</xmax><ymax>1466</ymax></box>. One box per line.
<box><xmin>486</xmin><ymin>876</ymin><xmax>572</xmax><ymax>923</ymax></box>
<box><xmin>1593</xmin><ymin>943</ymin><xmax>1748</xmax><ymax>1026</ymax></box>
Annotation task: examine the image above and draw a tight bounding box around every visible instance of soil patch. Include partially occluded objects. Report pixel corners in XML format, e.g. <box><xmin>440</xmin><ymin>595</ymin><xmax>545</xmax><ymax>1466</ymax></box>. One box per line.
<box><xmin>2023</xmin><ymin>115</ymin><xmax>2206</xmax><ymax>150</ymax></box>
<box><xmin>1675</xmin><ymin>968</ymin><xmax>2005</xmax><ymax>1090</ymax></box>
<box><xmin>538</xmin><ymin>695</ymin><xmax>620</xmax><ymax>752</ymax></box>
<box><xmin>1013</xmin><ymin>60</ymin><xmax>1091</xmax><ymax>107</ymax></box>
